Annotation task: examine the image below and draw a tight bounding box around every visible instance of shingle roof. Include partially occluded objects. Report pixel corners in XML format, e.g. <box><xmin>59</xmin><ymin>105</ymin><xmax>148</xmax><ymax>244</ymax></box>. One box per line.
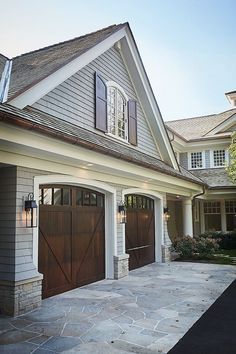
<box><xmin>7</xmin><ymin>23</ymin><xmax>125</xmax><ymax>101</ymax></box>
<box><xmin>191</xmin><ymin>168</ymin><xmax>234</xmax><ymax>188</ymax></box>
<box><xmin>166</xmin><ymin>108</ymin><xmax>236</xmax><ymax>141</ymax></box>
<box><xmin>0</xmin><ymin>103</ymin><xmax>204</xmax><ymax>186</ymax></box>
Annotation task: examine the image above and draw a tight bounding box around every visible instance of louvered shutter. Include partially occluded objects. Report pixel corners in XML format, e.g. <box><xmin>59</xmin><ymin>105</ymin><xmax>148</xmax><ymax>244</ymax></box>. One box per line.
<box><xmin>95</xmin><ymin>72</ymin><xmax>107</xmax><ymax>132</ymax></box>
<box><xmin>128</xmin><ymin>100</ymin><xmax>137</xmax><ymax>145</ymax></box>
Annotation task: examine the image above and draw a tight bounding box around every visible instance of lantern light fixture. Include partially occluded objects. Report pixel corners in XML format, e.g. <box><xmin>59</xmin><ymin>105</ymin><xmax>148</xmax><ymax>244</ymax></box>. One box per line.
<box><xmin>118</xmin><ymin>202</ymin><xmax>127</xmax><ymax>224</ymax></box>
<box><xmin>25</xmin><ymin>193</ymin><xmax>38</xmax><ymax>228</ymax></box>
<box><xmin>163</xmin><ymin>207</ymin><xmax>170</xmax><ymax>222</ymax></box>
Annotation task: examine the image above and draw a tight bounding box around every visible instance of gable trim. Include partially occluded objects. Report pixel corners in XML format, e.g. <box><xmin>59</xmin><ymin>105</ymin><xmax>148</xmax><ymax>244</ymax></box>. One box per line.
<box><xmin>204</xmin><ymin>113</ymin><xmax>236</xmax><ymax>136</ymax></box>
<box><xmin>8</xmin><ymin>27</ymin><xmax>127</xmax><ymax>108</ymax></box>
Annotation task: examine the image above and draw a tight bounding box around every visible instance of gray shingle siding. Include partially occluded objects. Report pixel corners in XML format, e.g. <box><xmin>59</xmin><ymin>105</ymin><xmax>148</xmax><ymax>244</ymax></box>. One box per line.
<box><xmin>32</xmin><ymin>46</ymin><xmax>161</xmax><ymax>159</ymax></box>
<box><xmin>179</xmin><ymin>152</ymin><xmax>188</xmax><ymax>169</ymax></box>
<box><xmin>0</xmin><ymin>166</ymin><xmax>16</xmax><ymax>281</ymax></box>
<box><xmin>205</xmin><ymin>150</ymin><xmax>210</xmax><ymax>168</ymax></box>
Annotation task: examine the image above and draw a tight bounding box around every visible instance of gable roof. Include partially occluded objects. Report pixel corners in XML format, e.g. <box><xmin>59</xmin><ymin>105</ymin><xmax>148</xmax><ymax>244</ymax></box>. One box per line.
<box><xmin>2</xmin><ymin>22</ymin><xmax>179</xmax><ymax>170</ymax></box>
<box><xmin>166</xmin><ymin>108</ymin><xmax>236</xmax><ymax>141</ymax></box>
<box><xmin>8</xmin><ymin>24</ymin><xmax>124</xmax><ymax>101</ymax></box>
<box><xmin>0</xmin><ymin>103</ymin><xmax>204</xmax><ymax>186</ymax></box>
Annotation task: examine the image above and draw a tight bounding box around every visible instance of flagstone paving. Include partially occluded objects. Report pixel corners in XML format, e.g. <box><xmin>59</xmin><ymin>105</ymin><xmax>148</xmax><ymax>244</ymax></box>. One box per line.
<box><xmin>0</xmin><ymin>262</ymin><xmax>235</xmax><ymax>353</ymax></box>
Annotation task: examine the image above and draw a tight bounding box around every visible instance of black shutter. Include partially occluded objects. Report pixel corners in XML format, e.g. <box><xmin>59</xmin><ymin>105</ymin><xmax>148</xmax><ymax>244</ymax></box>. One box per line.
<box><xmin>128</xmin><ymin>100</ymin><xmax>137</xmax><ymax>145</ymax></box>
<box><xmin>95</xmin><ymin>72</ymin><xmax>107</xmax><ymax>132</ymax></box>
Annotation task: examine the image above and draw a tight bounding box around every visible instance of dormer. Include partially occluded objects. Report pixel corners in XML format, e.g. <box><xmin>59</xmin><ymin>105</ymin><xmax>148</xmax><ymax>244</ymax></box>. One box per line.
<box><xmin>225</xmin><ymin>91</ymin><xmax>236</xmax><ymax>107</ymax></box>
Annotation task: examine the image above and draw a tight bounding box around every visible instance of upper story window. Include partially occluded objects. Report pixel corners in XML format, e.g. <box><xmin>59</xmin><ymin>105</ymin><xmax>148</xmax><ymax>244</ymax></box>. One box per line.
<box><xmin>95</xmin><ymin>72</ymin><xmax>137</xmax><ymax>146</ymax></box>
<box><xmin>190</xmin><ymin>152</ymin><xmax>204</xmax><ymax>169</ymax></box>
<box><xmin>213</xmin><ymin>149</ymin><xmax>226</xmax><ymax>167</ymax></box>
<box><xmin>107</xmin><ymin>83</ymin><xmax>128</xmax><ymax>141</ymax></box>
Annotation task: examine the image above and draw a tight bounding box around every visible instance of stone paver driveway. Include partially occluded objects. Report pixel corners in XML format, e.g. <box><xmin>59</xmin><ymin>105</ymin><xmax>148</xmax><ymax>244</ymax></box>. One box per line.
<box><xmin>0</xmin><ymin>262</ymin><xmax>235</xmax><ymax>354</ymax></box>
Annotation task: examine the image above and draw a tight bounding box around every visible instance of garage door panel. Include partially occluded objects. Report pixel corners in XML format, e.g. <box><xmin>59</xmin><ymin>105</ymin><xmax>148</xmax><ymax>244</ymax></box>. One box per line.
<box><xmin>125</xmin><ymin>195</ymin><xmax>155</xmax><ymax>271</ymax></box>
<box><xmin>39</xmin><ymin>186</ymin><xmax>105</xmax><ymax>298</ymax></box>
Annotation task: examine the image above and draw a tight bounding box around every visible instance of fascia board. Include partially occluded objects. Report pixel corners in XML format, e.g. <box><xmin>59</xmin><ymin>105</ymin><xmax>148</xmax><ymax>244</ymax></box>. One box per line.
<box><xmin>0</xmin><ymin>122</ymin><xmax>202</xmax><ymax>193</ymax></box>
<box><xmin>8</xmin><ymin>28</ymin><xmax>127</xmax><ymax>109</ymax></box>
<box><xmin>120</xmin><ymin>32</ymin><xmax>178</xmax><ymax>170</ymax></box>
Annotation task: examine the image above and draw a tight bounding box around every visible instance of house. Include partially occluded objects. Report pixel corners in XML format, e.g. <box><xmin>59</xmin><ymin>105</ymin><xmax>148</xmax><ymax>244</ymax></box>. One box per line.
<box><xmin>0</xmin><ymin>23</ymin><xmax>204</xmax><ymax>316</ymax></box>
<box><xmin>165</xmin><ymin>93</ymin><xmax>236</xmax><ymax>241</ymax></box>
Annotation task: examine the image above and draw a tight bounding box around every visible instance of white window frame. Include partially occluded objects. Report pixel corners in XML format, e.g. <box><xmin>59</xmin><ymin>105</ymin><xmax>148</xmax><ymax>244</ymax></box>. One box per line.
<box><xmin>188</xmin><ymin>151</ymin><xmax>205</xmax><ymax>170</ymax></box>
<box><xmin>106</xmin><ymin>81</ymin><xmax>129</xmax><ymax>142</ymax></box>
<box><xmin>210</xmin><ymin>149</ymin><xmax>228</xmax><ymax>168</ymax></box>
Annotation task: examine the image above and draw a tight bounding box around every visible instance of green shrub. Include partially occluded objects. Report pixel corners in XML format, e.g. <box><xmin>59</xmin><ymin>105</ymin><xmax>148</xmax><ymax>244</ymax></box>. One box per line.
<box><xmin>195</xmin><ymin>237</ymin><xmax>219</xmax><ymax>258</ymax></box>
<box><xmin>200</xmin><ymin>231</ymin><xmax>236</xmax><ymax>250</ymax></box>
<box><xmin>174</xmin><ymin>236</ymin><xmax>197</xmax><ymax>258</ymax></box>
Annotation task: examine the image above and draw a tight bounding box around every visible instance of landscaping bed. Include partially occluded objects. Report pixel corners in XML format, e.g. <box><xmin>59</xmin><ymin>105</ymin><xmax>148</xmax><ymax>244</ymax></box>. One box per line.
<box><xmin>173</xmin><ymin>232</ymin><xmax>236</xmax><ymax>265</ymax></box>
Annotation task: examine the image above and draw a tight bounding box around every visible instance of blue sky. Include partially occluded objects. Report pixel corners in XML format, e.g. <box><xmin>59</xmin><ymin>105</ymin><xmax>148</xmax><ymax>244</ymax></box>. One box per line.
<box><xmin>1</xmin><ymin>0</ymin><xmax>235</xmax><ymax>121</ymax></box>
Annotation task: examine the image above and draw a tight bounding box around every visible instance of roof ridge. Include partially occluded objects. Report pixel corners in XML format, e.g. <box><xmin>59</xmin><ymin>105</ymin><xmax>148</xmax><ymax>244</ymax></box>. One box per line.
<box><xmin>12</xmin><ymin>23</ymin><xmax>125</xmax><ymax>60</ymax></box>
<box><xmin>166</xmin><ymin>107</ymin><xmax>236</xmax><ymax>124</ymax></box>
<box><xmin>166</xmin><ymin>113</ymin><xmax>217</xmax><ymax>124</ymax></box>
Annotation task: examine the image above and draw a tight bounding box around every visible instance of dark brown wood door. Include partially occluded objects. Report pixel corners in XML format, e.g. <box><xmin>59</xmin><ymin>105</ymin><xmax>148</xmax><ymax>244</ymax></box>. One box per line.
<box><xmin>38</xmin><ymin>186</ymin><xmax>105</xmax><ymax>298</ymax></box>
<box><xmin>125</xmin><ymin>195</ymin><xmax>155</xmax><ymax>270</ymax></box>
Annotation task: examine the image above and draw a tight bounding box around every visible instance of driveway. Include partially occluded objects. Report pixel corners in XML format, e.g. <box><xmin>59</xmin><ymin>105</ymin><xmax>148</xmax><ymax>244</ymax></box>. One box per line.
<box><xmin>0</xmin><ymin>262</ymin><xmax>235</xmax><ymax>354</ymax></box>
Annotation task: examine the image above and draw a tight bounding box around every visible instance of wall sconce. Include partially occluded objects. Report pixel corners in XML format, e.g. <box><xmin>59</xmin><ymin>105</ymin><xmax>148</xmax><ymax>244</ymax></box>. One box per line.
<box><xmin>25</xmin><ymin>193</ymin><xmax>38</xmax><ymax>228</ymax></box>
<box><xmin>163</xmin><ymin>207</ymin><xmax>170</xmax><ymax>222</ymax></box>
<box><xmin>118</xmin><ymin>202</ymin><xmax>127</xmax><ymax>224</ymax></box>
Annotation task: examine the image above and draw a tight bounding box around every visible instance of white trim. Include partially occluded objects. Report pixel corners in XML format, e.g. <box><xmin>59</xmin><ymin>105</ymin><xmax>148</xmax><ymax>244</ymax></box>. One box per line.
<box><xmin>0</xmin><ymin>60</ymin><xmax>12</xmax><ymax>103</ymax></box>
<box><xmin>8</xmin><ymin>25</ymin><xmax>178</xmax><ymax>170</ymax></box>
<box><xmin>33</xmin><ymin>175</ymin><xmax>117</xmax><ymax>279</ymax></box>
<box><xmin>206</xmin><ymin>113</ymin><xmax>236</xmax><ymax>135</ymax></box>
<box><xmin>8</xmin><ymin>28</ymin><xmax>127</xmax><ymax>108</ymax></box>
<box><xmin>210</xmin><ymin>149</ymin><xmax>229</xmax><ymax>168</ymax></box>
<box><xmin>122</xmin><ymin>188</ymin><xmax>163</xmax><ymax>263</ymax></box>
<box><xmin>106</xmin><ymin>81</ymin><xmax>129</xmax><ymax>141</ymax></box>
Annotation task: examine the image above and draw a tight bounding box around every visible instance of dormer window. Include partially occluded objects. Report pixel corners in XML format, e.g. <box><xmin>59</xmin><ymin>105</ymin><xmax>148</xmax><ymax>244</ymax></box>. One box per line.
<box><xmin>190</xmin><ymin>152</ymin><xmax>204</xmax><ymax>169</ymax></box>
<box><xmin>213</xmin><ymin>149</ymin><xmax>226</xmax><ymax>167</ymax></box>
<box><xmin>107</xmin><ymin>83</ymin><xmax>128</xmax><ymax>141</ymax></box>
<box><xmin>94</xmin><ymin>72</ymin><xmax>137</xmax><ymax>145</ymax></box>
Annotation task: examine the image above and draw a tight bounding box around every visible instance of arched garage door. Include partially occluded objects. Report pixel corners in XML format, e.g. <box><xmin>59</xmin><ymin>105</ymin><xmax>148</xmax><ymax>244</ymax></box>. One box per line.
<box><xmin>38</xmin><ymin>185</ymin><xmax>105</xmax><ymax>298</ymax></box>
<box><xmin>125</xmin><ymin>194</ymin><xmax>155</xmax><ymax>270</ymax></box>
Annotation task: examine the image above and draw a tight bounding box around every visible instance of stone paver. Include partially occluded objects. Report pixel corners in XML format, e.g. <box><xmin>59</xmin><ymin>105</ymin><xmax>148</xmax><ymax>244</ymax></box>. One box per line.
<box><xmin>0</xmin><ymin>262</ymin><xmax>235</xmax><ymax>353</ymax></box>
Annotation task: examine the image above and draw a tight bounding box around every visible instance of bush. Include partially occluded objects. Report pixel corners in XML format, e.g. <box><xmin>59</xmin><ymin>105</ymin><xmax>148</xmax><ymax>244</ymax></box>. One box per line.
<box><xmin>200</xmin><ymin>231</ymin><xmax>236</xmax><ymax>250</ymax></box>
<box><xmin>174</xmin><ymin>235</ymin><xmax>219</xmax><ymax>259</ymax></box>
<box><xmin>174</xmin><ymin>236</ymin><xmax>197</xmax><ymax>258</ymax></box>
<box><xmin>195</xmin><ymin>237</ymin><xmax>219</xmax><ymax>258</ymax></box>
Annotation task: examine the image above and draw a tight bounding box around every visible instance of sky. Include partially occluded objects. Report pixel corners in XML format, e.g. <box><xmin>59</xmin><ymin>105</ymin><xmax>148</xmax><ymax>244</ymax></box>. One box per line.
<box><xmin>1</xmin><ymin>0</ymin><xmax>236</xmax><ymax>121</ymax></box>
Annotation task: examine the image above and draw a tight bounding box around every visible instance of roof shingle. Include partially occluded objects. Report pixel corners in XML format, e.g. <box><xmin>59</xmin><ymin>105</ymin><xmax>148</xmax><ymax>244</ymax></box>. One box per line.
<box><xmin>166</xmin><ymin>109</ymin><xmax>236</xmax><ymax>140</ymax></box>
<box><xmin>7</xmin><ymin>24</ymin><xmax>125</xmax><ymax>101</ymax></box>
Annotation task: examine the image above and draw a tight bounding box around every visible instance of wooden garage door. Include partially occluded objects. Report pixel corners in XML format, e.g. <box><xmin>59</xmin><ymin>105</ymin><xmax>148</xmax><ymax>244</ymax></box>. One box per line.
<box><xmin>125</xmin><ymin>194</ymin><xmax>155</xmax><ymax>270</ymax></box>
<box><xmin>38</xmin><ymin>186</ymin><xmax>105</xmax><ymax>298</ymax></box>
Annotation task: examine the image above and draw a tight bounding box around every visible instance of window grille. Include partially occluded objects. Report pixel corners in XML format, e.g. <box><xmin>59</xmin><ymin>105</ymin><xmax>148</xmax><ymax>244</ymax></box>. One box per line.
<box><xmin>213</xmin><ymin>150</ymin><xmax>226</xmax><ymax>167</ymax></box>
<box><xmin>191</xmin><ymin>152</ymin><xmax>203</xmax><ymax>169</ymax></box>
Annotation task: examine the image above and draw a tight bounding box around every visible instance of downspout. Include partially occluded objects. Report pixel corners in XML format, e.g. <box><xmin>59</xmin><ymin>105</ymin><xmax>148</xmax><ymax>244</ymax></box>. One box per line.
<box><xmin>192</xmin><ymin>185</ymin><xmax>206</xmax><ymax>236</ymax></box>
<box><xmin>0</xmin><ymin>59</ymin><xmax>12</xmax><ymax>103</ymax></box>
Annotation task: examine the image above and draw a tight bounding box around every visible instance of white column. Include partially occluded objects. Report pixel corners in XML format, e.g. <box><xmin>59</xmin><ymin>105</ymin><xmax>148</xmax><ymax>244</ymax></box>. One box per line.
<box><xmin>182</xmin><ymin>198</ymin><xmax>193</xmax><ymax>237</ymax></box>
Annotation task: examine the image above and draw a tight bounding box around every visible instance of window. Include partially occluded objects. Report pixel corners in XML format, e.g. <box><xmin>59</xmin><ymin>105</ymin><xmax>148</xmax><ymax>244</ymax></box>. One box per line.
<box><xmin>190</xmin><ymin>152</ymin><xmax>204</xmax><ymax>169</ymax></box>
<box><xmin>213</xmin><ymin>150</ymin><xmax>226</xmax><ymax>167</ymax></box>
<box><xmin>107</xmin><ymin>84</ymin><xmax>128</xmax><ymax>140</ymax></box>
<box><xmin>94</xmin><ymin>73</ymin><xmax>137</xmax><ymax>145</ymax></box>
<box><xmin>225</xmin><ymin>200</ymin><xmax>236</xmax><ymax>231</ymax></box>
<box><xmin>204</xmin><ymin>201</ymin><xmax>221</xmax><ymax>231</ymax></box>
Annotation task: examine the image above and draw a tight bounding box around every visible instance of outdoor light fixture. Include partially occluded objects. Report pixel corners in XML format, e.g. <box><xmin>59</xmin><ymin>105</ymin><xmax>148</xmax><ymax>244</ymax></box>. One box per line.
<box><xmin>163</xmin><ymin>207</ymin><xmax>170</xmax><ymax>222</ymax></box>
<box><xmin>25</xmin><ymin>193</ymin><xmax>38</xmax><ymax>228</ymax></box>
<box><xmin>118</xmin><ymin>202</ymin><xmax>127</xmax><ymax>224</ymax></box>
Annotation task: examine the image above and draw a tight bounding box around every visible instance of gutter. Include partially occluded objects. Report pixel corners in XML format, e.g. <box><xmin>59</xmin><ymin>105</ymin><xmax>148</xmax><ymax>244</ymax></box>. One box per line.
<box><xmin>0</xmin><ymin>109</ymin><xmax>205</xmax><ymax>187</ymax></box>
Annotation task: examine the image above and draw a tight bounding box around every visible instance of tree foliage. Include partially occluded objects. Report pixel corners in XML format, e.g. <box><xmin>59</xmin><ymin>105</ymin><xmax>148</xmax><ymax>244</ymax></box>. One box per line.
<box><xmin>226</xmin><ymin>131</ymin><xmax>236</xmax><ymax>184</ymax></box>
